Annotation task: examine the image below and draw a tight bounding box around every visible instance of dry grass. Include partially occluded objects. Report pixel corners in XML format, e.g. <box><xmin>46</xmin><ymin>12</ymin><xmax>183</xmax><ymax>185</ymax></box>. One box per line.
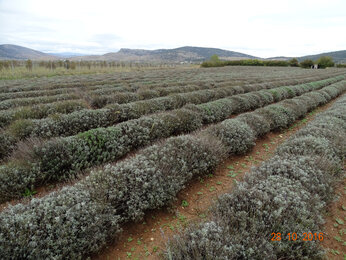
<box><xmin>0</xmin><ymin>64</ymin><xmax>194</xmax><ymax>80</ymax></box>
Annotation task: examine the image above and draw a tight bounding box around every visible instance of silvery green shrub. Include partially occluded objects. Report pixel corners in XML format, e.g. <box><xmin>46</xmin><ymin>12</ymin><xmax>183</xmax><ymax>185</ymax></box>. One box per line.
<box><xmin>90</xmin><ymin>92</ymin><xmax>139</xmax><ymax>108</ymax></box>
<box><xmin>169</xmin><ymin>108</ymin><xmax>203</xmax><ymax>133</ymax></box>
<box><xmin>247</xmin><ymin>91</ymin><xmax>269</xmax><ymax>107</ymax></box>
<box><xmin>257</xmin><ymin>104</ymin><xmax>296</xmax><ymax>130</ymax></box>
<box><xmin>256</xmin><ymin>90</ymin><xmax>274</xmax><ymax>104</ymax></box>
<box><xmin>8</xmin><ymin>119</ymin><xmax>35</xmax><ymax>139</ymax></box>
<box><xmin>33</xmin><ymin>137</ymin><xmax>75</xmax><ymax>182</ymax></box>
<box><xmin>228</xmin><ymin>95</ymin><xmax>252</xmax><ymax>113</ymax></box>
<box><xmin>0</xmin><ymin>185</ymin><xmax>121</xmax><ymax>259</ymax></box>
<box><xmin>0</xmin><ymin>131</ymin><xmax>16</xmax><ymax>160</ymax></box>
<box><xmin>304</xmin><ymin>92</ymin><xmax>327</xmax><ymax>105</ymax></box>
<box><xmin>197</xmin><ymin>99</ymin><xmax>235</xmax><ymax>123</ymax></box>
<box><xmin>239</xmin><ymin>92</ymin><xmax>262</xmax><ymax>109</ymax></box>
<box><xmin>276</xmin><ymin>136</ymin><xmax>342</xmax><ymax>165</ymax></box>
<box><xmin>268</xmin><ymin>87</ymin><xmax>289</xmax><ymax>101</ymax></box>
<box><xmin>165</xmin><ymin>221</ymin><xmax>232</xmax><ymax>260</ymax></box>
<box><xmin>19</xmin><ymin>109</ymin><xmax>116</xmax><ymax>138</ymax></box>
<box><xmin>237</xmin><ymin>112</ymin><xmax>270</xmax><ymax>137</ymax></box>
<box><xmin>215</xmin><ymin>175</ymin><xmax>325</xmax><ymax>259</ymax></box>
<box><xmin>0</xmin><ymin>87</ymin><xmax>69</xmax><ymax>102</ymax></box>
<box><xmin>317</xmin><ymin>89</ymin><xmax>331</xmax><ymax>100</ymax></box>
<box><xmin>0</xmin><ymin>100</ymin><xmax>88</xmax><ymax>128</ymax></box>
<box><xmin>323</xmin><ymin>86</ymin><xmax>341</xmax><ymax>98</ymax></box>
<box><xmin>1</xmin><ymin>77</ymin><xmax>345</xmax><ymax>202</ymax></box>
<box><xmin>295</xmin><ymin>127</ymin><xmax>344</xmax><ymax>158</ymax></box>
<box><xmin>244</xmin><ymin>155</ymin><xmax>337</xmax><ymax>203</ymax></box>
<box><xmin>85</xmin><ymin>134</ymin><xmax>226</xmax><ymax>221</ymax></box>
<box><xmin>5</xmin><ymin>76</ymin><xmax>344</xmax><ymax>141</ymax></box>
<box><xmin>315</xmin><ymin>112</ymin><xmax>346</xmax><ymax>126</ymax></box>
<box><xmin>280</xmin><ymin>99</ymin><xmax>308</xmax><ymax>118</ymax></box>
<box><xmin>164</xmin><ymin>93</ymin><xmax>346</xmax><ymax>260</ymax></box>
<box><xmin>0</xmin><ymin>110</ymin><xmax>15</xmax><ymax>128</ymax></box>
<box><xmin>0</xmin><ymin>162</ymin><xmax>39</xmax><ymax>202</ymax></box>
<box><xmin>205</xmin><ymin>119</ymin><xmax>255</xmax><ymax>155</ymax></box>
<box><xmin>0</xmin><ymin>93</ymin><xmax>79</xmax><ymax>110</ymax></box>
<box><xmin>165</xmin><ymin>176</ymin><xmax>325</xmax><ymax>260</ymax></box>
<box><xmin>294</xmin><ymin>95</ymin><xmax>318</xmax><ymax>110</ymax></box>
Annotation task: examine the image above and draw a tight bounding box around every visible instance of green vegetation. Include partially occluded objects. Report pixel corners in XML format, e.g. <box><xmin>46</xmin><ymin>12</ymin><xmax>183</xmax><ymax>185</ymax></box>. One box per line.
<box><xmin>316</xmin><ymin>56</ymin><xmax>335</xmax><ymax>68</ymax></box>
<box><xmin>202</xmin><ymin>55</ymin><xmax>341</xmax><ymax>69</ymax></box>
<box><xmin>181</xmin><ymin>200</ymin><xmax>189</xmax><ymax>207</ymax></box>
<box><xmin>201</xmin><ymin>58</ymin><xmax>290</xmax><ymax>68</ymax></box>
<box><xmin>288</xmin><ymin>58</ymin><xmax>299</xmax><ymax>67</ymax></box>
<box><xmin>299</xmin><ymin>59</ymin><xmax>314</xmax><ymax>68</ymax></box>
<box><xmin>210</xmin><ymin>54</ymin><xmax>220</xmax><ymax>63</ymax></box>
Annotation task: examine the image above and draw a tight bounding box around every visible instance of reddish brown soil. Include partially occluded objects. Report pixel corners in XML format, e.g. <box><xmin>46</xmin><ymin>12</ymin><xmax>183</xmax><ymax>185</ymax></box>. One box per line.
<box><xmin>92</xmin><ymin>98</ymin><xmax>340</xmax><ymax>259</ymax></box>
<box><xmin>320</xmin><ymin>175</ymin><xmax>346</xmax><ymax>260</ymax></box>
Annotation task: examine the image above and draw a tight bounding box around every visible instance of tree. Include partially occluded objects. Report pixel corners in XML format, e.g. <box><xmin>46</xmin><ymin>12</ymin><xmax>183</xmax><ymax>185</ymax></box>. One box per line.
<box><xmin>300</xmin><ymin>59</ymin><xmax>314</xmax><ymax>68</ymax></box>
<box><xmin>64</xmin><ymin>60</ymin><xmax>70</xmax><ymax>69</ymax></box>
<box><xmin>70</xmin><ymin>61</ymin><xmax>76</xmax><ymax>70</ymax></box>
<box><xmin>288</xmin><ymin>58</ymin><xmax>299</xmax><ymax>67</ymax></box>
<box><xmin>25</xmin><ymin>59</ymin><xmax>33</xmax><ymax>71</ymax></box>
<box><xmin>210</xmin><ymin>54</ymin><xmax>220</xmax><ymax>62</ymax></box>
<box><xmin>316</xmin><ymin>56</ymin><xmax>334</xmax><ymax>69</ymax></box>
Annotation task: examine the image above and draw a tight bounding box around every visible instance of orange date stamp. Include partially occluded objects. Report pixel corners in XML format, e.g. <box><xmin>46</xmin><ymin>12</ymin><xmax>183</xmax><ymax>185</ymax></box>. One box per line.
<box><xmin>271</xmin><ymin>232</ymin><xmax>324</xmax><ymax>241</ymax></box>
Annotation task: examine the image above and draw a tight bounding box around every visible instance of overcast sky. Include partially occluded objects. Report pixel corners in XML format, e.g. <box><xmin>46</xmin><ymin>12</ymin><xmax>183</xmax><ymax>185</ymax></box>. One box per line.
<box><xmin>1</xmin><ymin>0</ymin><xmax>345</xmax><ymax>57</ymax></box>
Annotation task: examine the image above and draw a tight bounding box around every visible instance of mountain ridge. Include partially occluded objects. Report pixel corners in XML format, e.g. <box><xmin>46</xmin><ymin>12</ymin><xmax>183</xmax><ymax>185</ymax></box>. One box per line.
<box><xmin>74</xmin><ymin>46</ymin><xmax>258</xmax><ymax>62</ymax></box>
<box><xmin>1</xmin><ymin>44</ymin><xmax>346</xmax><ymax>64</ymax></box>
<box><xmin>268</xmin><ymin>50</ymin><xmax>346</xmax><ymax>63</ymax></box>
<box><xmin>0</xmin><ymin>44</ymin><xmax>57</xmax><ymax>60</ymax></box>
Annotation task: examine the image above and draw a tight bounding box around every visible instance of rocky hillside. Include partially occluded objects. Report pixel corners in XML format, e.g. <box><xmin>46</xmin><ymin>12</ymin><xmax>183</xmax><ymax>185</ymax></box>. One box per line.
<box><xmin>0</xmin><ymin>44</ymin><xmax>57</xmax><ymax>60</ymax></box>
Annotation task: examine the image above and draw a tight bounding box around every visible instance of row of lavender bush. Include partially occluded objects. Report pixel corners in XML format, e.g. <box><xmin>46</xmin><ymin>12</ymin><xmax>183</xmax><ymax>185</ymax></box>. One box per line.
<box><xmin>1</xmin><ymin>75</ymin><xmax>338</xmax><ymax>166</ymax></box>
<box><xmin>164</xmin><ymin>94</ymin><xmax>345</xmax><ymax>260</ymax></box>
<box><xmin>0</xmin><ymin>78</ymin><xmax>344</xmax><ymax>202</ymax></box>
<box><xmin>0</xmin><ymin>76</ymin><xmax>344</xmax><ymax>259</ymax></box>
<box><xmin>0</xmin><ymin>75</ymin><xmax>341</xmax><ymax>156</ymax></box>
<box><xmin>0</xmin><ymin>73</ymin><xmax>340</xmax><ymax>134</ymax></box>
<box><xmin>0</xmin><ymin>76</ymin><xmax>304</xmax><ymax>127</ymax></box>
<box><xmin>0</xmin><ymin>77</ymin><xmax>239</xmax><ymax>106</ymax></box>
<box><xmin>10</xmin><ymin>76</ymin><xmax>336</xmax><ymax>139</ymax></box>
<box><xmin>0</xmin><ymin>79</ymin><xmax>240</xmax><ymax>127</ymax></box>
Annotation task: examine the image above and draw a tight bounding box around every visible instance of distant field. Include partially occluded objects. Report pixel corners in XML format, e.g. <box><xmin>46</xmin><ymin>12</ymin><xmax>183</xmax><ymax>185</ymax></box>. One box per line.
<box><xmin>0</xmin><ymin>66</ymin><xmax>345</xmax><ymax>259</ymax></box>
<box><xmin>0</xmin><ymin>62</ymin><xmax>188</xmax><ymax>80</ymax></box>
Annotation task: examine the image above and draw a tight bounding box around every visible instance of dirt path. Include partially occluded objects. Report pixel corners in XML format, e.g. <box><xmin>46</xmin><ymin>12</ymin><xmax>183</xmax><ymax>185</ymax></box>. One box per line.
<box><xmin>92</xmin><ymin>97</ymin><xmax>341</xmax><ymax>260</ymax></box>
<box><xmin>320</xmin><ymin>172</ymin><xmax>346</xmax><ymax>260</ymax></box>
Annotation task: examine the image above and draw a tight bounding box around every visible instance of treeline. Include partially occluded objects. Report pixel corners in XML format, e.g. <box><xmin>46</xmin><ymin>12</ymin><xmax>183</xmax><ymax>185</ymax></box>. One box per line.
<box><xmin>202</xmin><ymin>55</ymin><xmax>345</xmax><ymax>69</ymax></box>
<box><xmin>201</xmin><ymin>59</ymin><xmax>291</xmax><ymax>68</ymax></box>
<box><xmin>0</xmin><ymin>59</ymin><xmax>172</xmax><ymax>71</ymax></box>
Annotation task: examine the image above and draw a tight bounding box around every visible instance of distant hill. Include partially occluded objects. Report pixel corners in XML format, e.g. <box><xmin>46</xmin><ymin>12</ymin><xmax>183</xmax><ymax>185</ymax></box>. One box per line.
<box><xmin>0</xmin><ymin>44</ymin><xmax>57</xmax><ymax>60</ymax></box>
<box><xmin>73</xmin><ymin>46</ymin><xmax>258</xmax><ymax>62</ymax></box>
<box><xmin>1</xmin><ymin>44</ymin><xmax>346</xmax><ymax>64</ymax></box>
<box><xmin>266</xmin><ymin>56</ymin><xmax>292</xmax><ymax>61</ymax></box>
<box><xmin>298</xmin><ymin>50</ymin><xmax>346</xmax><ymax>63</ymax></box>
<box><xmin>267</xmin><ymin>50</ymin><xmax>346</xmax><ymax>64</ymax></box>
<box><xmin>46</xmin><ymin>52</ymin><xmax>88</xmax><ymax>58</ymax></box>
